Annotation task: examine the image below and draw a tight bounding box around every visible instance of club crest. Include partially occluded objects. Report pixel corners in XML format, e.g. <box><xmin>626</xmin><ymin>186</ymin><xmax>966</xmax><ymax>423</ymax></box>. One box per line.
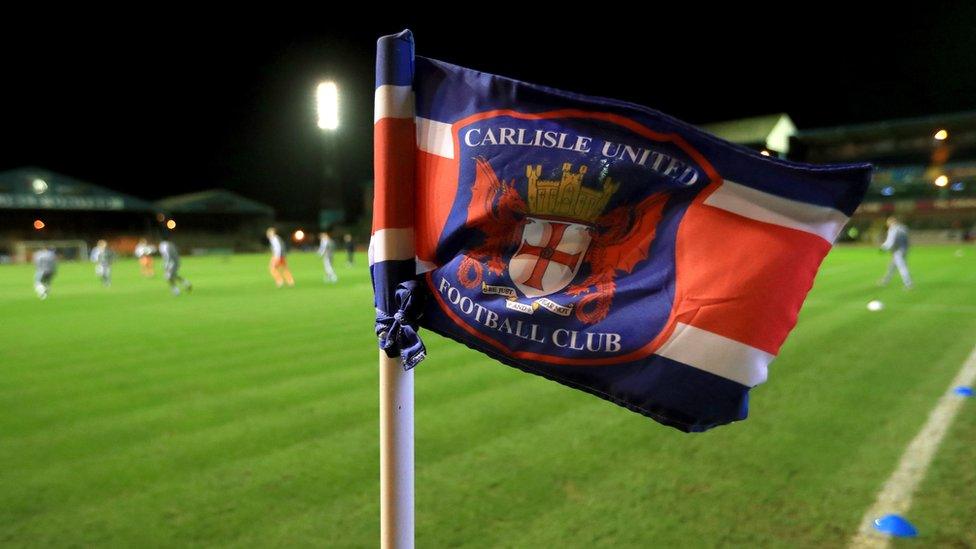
<box><xmin>427</xmin><ymin>111</ymin><xmax>721</xmax><ymax>365</ymax></box>
<box><xmin>456</xmin><ymin>157</ymin><xmax>667</xmax><ymax>324</ymax></box>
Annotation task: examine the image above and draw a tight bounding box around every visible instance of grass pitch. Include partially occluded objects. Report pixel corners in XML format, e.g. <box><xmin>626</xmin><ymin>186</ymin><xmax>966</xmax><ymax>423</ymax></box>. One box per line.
<box><xmin>1</xmin><ymin>246</ymin><xmax>974</xmax><ymax>547</ymax></box>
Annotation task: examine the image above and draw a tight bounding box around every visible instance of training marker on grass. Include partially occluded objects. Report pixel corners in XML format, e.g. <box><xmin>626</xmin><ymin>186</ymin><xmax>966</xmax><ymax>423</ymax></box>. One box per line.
<box><xmin>872</xmin><ymin>515</ymin><xmax>918</xmax><ymax>538</ymax></box>
<box><xmin>953</xmin><ymin>386</ymin><xmax>974</xmax><ymax>397</ymax></box>
<box><xmin>850</xmin><ymin>343</ymin><xmax>976</xmax><ymax>548</ymax></box>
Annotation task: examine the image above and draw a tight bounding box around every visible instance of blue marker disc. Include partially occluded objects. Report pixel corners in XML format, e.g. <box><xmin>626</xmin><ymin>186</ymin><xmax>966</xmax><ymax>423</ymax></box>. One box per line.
<box><xmin>873</xmin><ymin>514</ymin><xmax>918</xmax><ymax>538</ymax></box>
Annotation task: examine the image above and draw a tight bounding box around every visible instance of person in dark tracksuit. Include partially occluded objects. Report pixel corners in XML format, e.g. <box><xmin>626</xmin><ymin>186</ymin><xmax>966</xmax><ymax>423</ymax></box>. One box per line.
<box><xmin>343</xmin><ymin>234</ymin><xmax>355</xmax><ymax>266</ymax></box>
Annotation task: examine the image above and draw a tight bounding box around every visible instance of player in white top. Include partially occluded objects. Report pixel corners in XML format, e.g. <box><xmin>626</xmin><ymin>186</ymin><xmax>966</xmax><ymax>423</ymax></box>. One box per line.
<box><xmin>266</xmin><ymin>227</ymin><xmax>295</xmax><ymax>288</ymax></box>
<box><xmin>879</xmin><ymin>216</ymin><xmax>913</xmax><ymax>289</ymax></box>
<box><xmin>33</xmin><ymin>248</ymin><xmax>57</xmax><ymax>300</ymax></box>
<box><xmin>90</xmin><ymin>239</ymin><xmax>114</xmax><ymax>287</ymax></box>
<box><xmin>135</xmin><ymin>238</ymin><xmax>156</xmax><ymax>277</ymax></box>
<box><xmin>317</xmin><ymin>230</ymin><xmax>338</xmax><ymax>283</ymax></box>
<box><xmin>159</xmin><ymin>240</ymin><xmax>193</xmax><ymax>295</ymax></box>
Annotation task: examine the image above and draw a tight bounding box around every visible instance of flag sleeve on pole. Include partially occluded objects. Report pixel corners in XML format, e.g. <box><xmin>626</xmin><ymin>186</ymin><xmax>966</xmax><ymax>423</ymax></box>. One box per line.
<box><xmin>372</xmin><ymin>30</ymin><xmax>425</xmax><ymax>369</ymax></box>
<box><xmin>374</xmin><ymin>29</ymin><xmax>418</xmax><ymax>549</ymax></box>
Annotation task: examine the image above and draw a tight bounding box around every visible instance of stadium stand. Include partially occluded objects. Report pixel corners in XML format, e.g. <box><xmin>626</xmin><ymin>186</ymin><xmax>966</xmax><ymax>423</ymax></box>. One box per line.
<box><xmin>701</xmin><ymin>113</ymin><xmax>797</xmax><ymax>157</ymax></box>
<box><xmin>711</xmin><ymin>112</ymin><xmax>976</xmax><ymax>242</ymax></box>
<box><xmin>795</xmin><ymin>111</ymin><xmax>976</xmax><ymax>242</ymax></box>
<box><xmin>0</xmin><ymin>167</ymin><xmax>161</xmax><ymax>262</ymax></box>
<box><xmin>155</xmin><ymin>189</ymin><xmax>275</xmax><ymax>252</ymax></box>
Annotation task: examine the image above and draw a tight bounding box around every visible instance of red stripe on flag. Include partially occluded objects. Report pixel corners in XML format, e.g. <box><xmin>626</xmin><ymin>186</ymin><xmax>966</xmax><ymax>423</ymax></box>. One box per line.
<box><xmin>373</xmin><ymin>117</ymin><xmax>416</xmax><ymax>232</ymax></box>
<box><xmin>416</xmin><ymin>150</ymin><xmax>458</xmax><ymax>264</ymax></box>
<box><xmin>661</xmin><ymin>185</ymin><xmax>831</xmax><ymax>355</ymax></box>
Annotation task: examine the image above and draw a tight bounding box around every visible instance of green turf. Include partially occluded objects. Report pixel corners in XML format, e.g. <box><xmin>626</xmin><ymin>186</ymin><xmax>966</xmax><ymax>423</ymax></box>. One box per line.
<box><xmin>893</xmin><ymin>397</ymin><xmax>976</xmax><ymax>548</ymax></box>
<box><xmin>1</xmin><ymin>246</ymin><xmax>974</xmax><ymax>547</ymax></box>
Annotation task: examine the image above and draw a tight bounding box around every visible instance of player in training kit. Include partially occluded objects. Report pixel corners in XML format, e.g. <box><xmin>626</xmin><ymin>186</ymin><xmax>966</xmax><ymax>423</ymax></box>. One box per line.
<box><xmin>33</xmin><ymin>248</ymin><xmax>57</xmax><ymax>300</ymax></box>
<box><xmin>343</xmin><ymin>234</ymin><xmax>355</xmax><ymax>266</ymax></box>
<box><xmin>159</xmin><ymin>240</ymin><xmax>192</xmax><ymax>295</ymax></box>
<box><xmin>880</xmin><ymin>216</ymin><xmax>913</xmax><ymax>289</ymax></box>
<box><xmin>266</xmin><ymin>227</ymin><xmax>295</xmax><ymax>287</ymax></box>
<box><xmin>135</xmin><ymin>238</ymin><xmax>156</xmax><ymax>277</ymax></box>
<box><xmin>317</xmin><ymin>231</ymin><xmax>338</xmax><ymax>283</ymax></box>
<box><xmin>90</xmin><ymin>239</ymin><xmax>115</xmax><ymax>287</ymax></box>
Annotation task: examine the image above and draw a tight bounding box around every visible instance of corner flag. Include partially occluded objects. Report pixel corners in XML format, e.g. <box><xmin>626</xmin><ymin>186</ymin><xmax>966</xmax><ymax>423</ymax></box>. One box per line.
<box><xmin>372</xmin><ymin>30</ymin><xmax>871</xmax><ymax>433</ymax></box>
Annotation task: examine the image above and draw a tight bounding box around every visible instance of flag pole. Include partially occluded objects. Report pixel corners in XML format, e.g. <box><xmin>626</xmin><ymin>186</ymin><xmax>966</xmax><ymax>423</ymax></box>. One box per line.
<box><xmin>374</xmin><ymin>30</ymin><xmax>417</xmax><ymax>549</ymax></box>
<box><xmin>379</xmin><ymin>352</ymin><xmax>414</xmax><ymax>549</ymax></box>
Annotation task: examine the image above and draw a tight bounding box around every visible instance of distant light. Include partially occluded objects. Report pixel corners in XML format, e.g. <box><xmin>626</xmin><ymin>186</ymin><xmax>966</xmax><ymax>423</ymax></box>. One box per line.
<box><xmin>760</xmin><ymin>150</ymin><xmax>771</xmax><ymax>156</ymax></box>
<box><xmin>156</xmin><ymin>212</ymin><xmax>166</xmax><ymax>223</ymax></box>
<box><xmin>934</xmin><ymin>175</ymin><xmax>949</xmax><ymax>187</ymax></box>
<box><xmin>32</xmin><ymin>178</ymin><xmax>48</xmax><ymax>194</ymax></box>
<box><xmin>950</xmin><ymin>182</ymin><xmax>965</xmax><ymax>191</ymax></box>
<box><xmin>33</xmin><ymin>219</ymin><xmax>45</xmax><ymax>230</ymax></box>
<box><xmin>933</xmin><ymin>129</ymin><xmax>948</xmax><ymax>141</ymax></box>
<box><xmin>316</xmin><ymin>81</ymin><xmax>339</xmax><ymax>130</ymax></box>
<box><xmin>166</xmin><ymin>219</ymin><xmax>177</xmax><ymax>230</ymax></box>
<box><xmin>293</xmin><ymin>229</ymin><xmax>305</xmax><ymax>241</ymax></box>
<box><xmin>881</xmin><ymin>186</ymin><xmax>895</xmax><ymax>196</ymax></box>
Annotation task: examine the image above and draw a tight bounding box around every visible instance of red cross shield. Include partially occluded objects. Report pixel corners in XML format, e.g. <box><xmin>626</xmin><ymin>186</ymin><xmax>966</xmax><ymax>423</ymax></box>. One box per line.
<box><xmin>509</xmin><ymin>218</ymin><xmax>591</xmax><ymax>298</ymax></box>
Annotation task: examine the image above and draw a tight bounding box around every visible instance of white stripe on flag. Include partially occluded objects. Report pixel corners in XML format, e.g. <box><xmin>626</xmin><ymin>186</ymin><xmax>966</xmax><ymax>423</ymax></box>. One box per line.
<box><xmin>656</xmin><ymin>322</ymin><xmax>772</xmax><ymax>387</ymax></box>
<box><xmin>369</xmin><ymin>228</ymin><xmax>415</xmax><ymax>265</ymax></box>
<box><xmin>374</xmin><ymin>85</ymin><xmax>414</xmax><ymax>122</ymax></box>
<box><xmin>416</xmin><ymin>117</ymin><xmax>455</xmax><ymax>159</ymax></box>
<box><xmin>704</xmin><ymin>180</ymin><xmax>849</xmax><ymax>242</ymax></box>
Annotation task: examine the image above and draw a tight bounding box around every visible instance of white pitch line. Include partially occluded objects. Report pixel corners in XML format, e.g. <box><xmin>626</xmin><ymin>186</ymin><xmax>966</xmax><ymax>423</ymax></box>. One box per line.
<box><xmin>849</xmin><ymin>342</ymin><xmax>976</xmax><ymax>548</ymax></box>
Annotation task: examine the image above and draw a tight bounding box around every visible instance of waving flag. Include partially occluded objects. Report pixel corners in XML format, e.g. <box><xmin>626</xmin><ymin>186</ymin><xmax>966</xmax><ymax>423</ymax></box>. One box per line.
<box><xmin>372</xmin><ymin>30</ymin><xmax>871</xmax><ymax>432</ymax></box>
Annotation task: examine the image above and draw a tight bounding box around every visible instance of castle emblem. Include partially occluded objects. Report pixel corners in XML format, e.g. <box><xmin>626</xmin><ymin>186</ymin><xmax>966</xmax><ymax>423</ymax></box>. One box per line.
<box><xmin>526</xmin><ymin>163</ymin><xmax>619</xmax><ymax>223</ymax></box>
<box><xmin>458</xmin><ymin>156</ymin><xmax>667</xmax><ymax>324</ymax></box>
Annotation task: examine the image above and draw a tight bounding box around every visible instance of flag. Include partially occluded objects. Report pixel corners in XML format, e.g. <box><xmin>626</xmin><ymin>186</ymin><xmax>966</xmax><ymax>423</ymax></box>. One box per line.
<box><xmin>372</xmin><ymin>30</ymin><xmax>871</xmax><ymax>432</ymax></box>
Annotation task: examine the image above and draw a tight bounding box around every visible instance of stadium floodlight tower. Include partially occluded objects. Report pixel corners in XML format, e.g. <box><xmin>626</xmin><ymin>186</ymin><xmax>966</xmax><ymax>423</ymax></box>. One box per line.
<box><xmin>316</xmin><ymin>81</ymin><xmax>345</xmax><ymax>229</ymax></box>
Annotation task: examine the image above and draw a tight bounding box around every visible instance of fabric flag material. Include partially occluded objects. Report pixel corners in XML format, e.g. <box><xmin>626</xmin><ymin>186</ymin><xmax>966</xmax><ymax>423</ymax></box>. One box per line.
<box><xmin>372</xmin><ymin>30</ymin><xmax>871</xmax><ymax>432</ymax></box>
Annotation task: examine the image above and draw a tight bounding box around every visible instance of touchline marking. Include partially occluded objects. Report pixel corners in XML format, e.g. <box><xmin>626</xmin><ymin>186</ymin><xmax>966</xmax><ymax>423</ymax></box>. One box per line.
<box><xmin>849</xmin><ymin>342</ymin><xmax>976</xmax><ymax>548</ymax></box>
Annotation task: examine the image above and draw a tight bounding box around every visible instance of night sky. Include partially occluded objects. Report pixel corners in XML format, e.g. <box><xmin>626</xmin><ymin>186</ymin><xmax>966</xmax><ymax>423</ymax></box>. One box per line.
<box><xmin>4</xmin><ymin>9</ymin><xmax>975</xmax><ymax>220</ymax></box>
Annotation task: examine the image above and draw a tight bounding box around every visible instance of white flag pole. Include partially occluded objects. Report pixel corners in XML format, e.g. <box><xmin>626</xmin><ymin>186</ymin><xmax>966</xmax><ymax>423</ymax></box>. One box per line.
<box><xmin>379</xmin><ymin>352</ymin><xmax>414</xmax><ymax>549</ymax></box>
